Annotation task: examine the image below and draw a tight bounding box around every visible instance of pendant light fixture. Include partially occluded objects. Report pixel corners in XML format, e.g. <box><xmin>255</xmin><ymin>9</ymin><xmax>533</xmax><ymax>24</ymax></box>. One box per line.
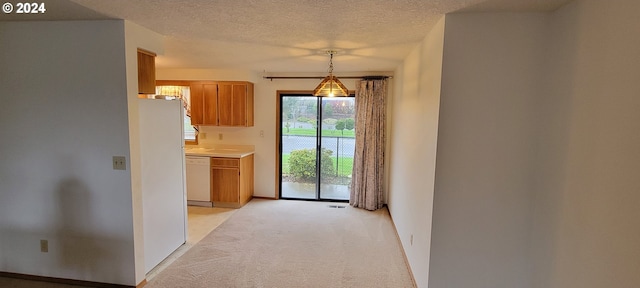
<box><xmin>313</xmin><ymin>50</ymin><xmax>349</xmax><ymax>97</ymax></box>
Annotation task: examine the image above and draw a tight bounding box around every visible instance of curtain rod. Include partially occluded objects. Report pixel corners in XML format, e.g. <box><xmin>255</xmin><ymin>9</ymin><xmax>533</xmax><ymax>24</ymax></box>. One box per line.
<box><xmin>263</xmin><ymin>76</ymin><xmax>391</xmax><ymax>81</ymax></box>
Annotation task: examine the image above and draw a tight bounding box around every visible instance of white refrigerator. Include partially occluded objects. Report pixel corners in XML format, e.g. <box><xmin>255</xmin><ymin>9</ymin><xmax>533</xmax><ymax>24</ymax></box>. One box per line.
<box><xmin>138</xmin><ymin>98</ymin><xmax>187</xmax><ymax>274</ymax></box>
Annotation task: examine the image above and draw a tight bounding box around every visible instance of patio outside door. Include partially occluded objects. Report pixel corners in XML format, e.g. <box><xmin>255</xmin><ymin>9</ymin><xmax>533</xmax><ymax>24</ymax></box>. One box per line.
<box><xmin>279</xmin><ymin>94</ymin><xmax>355</xmax><ymax>201</ymax></box>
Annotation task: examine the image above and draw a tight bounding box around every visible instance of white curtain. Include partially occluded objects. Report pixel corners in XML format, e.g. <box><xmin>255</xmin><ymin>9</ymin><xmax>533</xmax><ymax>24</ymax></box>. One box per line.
<box><xmin>350</xmin><ymin>79</ymin><xmax>386</xmax><ymax>211</ymax></box>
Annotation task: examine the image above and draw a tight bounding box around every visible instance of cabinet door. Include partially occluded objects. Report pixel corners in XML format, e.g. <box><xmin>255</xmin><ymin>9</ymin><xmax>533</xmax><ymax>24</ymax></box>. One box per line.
<box><xmin>137</xmin><ymin>50</ymin><xmax>156</xmax><ymax>94</ymax></box>
<box><xmin>218</xmin><ymin>83</ymin><xmax>234</xmax><ymax>126</ymax></box>
<box><xmin>211</xmin><ymin>167</ymin><xmax>239</xmax><ymax>202</ymax></box>
<box><xmin>245</xmin><ymin>83</ymin><xmax>254</xmax><ymax>126</ymax></box>
<box><xmin>190</xmin><ymin>83</ymin><xmax>218</xmax><ymax>125</ymax></box>
<box><xmin>203</xmin><ymin>84</ymin><xmax>218</xmax><ymax>125</ymax></box>
<box><xmin>189</xmin><ymin>83</ymin><xmax>204</xmax><ymax>125</ymax></box>
<box><xmin>231</xmin><ymin>84</ymin><xmax>247</xmax><ymax>126</ymax></box>
<box><xmin>219</xmin><ymin>83</ymin><xmax>250</xmax><ymax>126</ymax></box>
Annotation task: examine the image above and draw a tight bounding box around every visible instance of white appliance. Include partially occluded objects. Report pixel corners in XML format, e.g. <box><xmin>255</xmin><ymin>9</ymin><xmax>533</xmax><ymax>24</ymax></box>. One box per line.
<box><xmin>186</xmin><ymin>156</ymin><xmax>212</xmax><ymax>206</ymax></box>
<box><xmin>138</xmin><ymin>98</ymin><xmax>187</xmax><ymax>274</ymax></box>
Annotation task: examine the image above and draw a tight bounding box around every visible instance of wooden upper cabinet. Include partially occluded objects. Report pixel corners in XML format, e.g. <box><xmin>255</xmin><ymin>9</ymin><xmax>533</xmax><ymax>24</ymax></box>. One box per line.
<box><xmin>218</xmin><ymin>82</ymin><xmax>254</xmax><ymax>127</ymax></box>
<box><xmin>158</xmin><ymin>80</ymin><xmax>253</xmax><ymax>127</ymax></box>
<box><xmin>137</xmin><ymin>49</ymin><xmax>156</xmax><ymax>94</ymax></box>
<box><xmin>190</xmin><ymin>82</ymin><xmax>218</xmax><ymax>125</ymax></box>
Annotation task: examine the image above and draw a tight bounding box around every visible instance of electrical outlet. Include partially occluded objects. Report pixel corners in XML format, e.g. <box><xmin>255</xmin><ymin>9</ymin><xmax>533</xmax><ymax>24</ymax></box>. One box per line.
<box><xmin>260</xmin><ymin>130</ymin><xmax>264</xmax><ymax>138</ymax></box>
<box><xmin>40</xmin><ymin>239</ymin><xmax>48</xmax><ymax>253</ymax></box>
<box><xmin>113</xmin><ymin>156</ymin><xmax>126</xmax><ymax>170</ymax></box>
<box><xmin>218</xmin><ymin>133</ymin><xmax>223</xmax><ymax>140</ymax></box>
<box><xmin>410</xmin><ymin>234</ymin><xmax>413</xmax><ymax>246</ymax></box>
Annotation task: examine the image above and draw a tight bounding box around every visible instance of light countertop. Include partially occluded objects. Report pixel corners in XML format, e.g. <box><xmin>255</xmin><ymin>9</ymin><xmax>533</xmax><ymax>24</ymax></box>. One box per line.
<box><xmin>185</xmin><ymin>145</ymin><xmax>254</xmax><ymax>158</ymax></box>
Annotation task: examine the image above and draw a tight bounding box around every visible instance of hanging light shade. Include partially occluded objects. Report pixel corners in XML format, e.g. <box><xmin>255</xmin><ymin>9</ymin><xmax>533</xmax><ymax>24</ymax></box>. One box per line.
<box><xmin>313</xmin><ymin>51</ymin><xmax>349</xmax><ymax>97</ymax></box>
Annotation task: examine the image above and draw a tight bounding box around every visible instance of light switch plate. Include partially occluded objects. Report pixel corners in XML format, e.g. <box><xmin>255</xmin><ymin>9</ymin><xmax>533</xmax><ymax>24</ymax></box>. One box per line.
<box><xmin>113</xmin><ymin>156</ymin><xmax>126</xmax><ymax>170</ymax></box>
<box><xmin>40</xmin><ymin>239</ymin><xmax>48</xmax><ymax>253</ymax></box>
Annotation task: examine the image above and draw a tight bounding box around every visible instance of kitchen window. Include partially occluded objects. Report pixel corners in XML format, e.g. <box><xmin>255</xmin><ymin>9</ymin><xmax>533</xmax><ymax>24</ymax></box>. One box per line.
<box><xmin>156</xmin><ymin>85</ymin><xmax>198</xmax><ymax>144</ymax></box>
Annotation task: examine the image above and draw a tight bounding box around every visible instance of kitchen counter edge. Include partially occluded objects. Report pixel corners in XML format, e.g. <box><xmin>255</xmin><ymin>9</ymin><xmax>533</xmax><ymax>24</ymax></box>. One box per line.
<box><xmin>185</xmin><ymin>151</ymin><xmax>255</xmax><ymax>158</ymax></box>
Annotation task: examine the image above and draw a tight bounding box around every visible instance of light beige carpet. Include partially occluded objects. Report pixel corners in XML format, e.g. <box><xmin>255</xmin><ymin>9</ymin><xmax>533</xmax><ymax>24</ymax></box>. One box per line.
<box><xmin>147</xmin><ymin>199</ymin><xmax>414</xmax><ymax>288</ymax></box>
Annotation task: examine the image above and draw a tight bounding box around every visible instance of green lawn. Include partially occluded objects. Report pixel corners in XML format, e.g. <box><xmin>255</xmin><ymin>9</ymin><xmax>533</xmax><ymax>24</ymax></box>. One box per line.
<box><xmin>281</xmin><ymin>153</ymin><xmax>353</xmax><ymax>177</ymax></box>
<box><xmin>333</xmin><ymin>157</ymin><xmax>354</xmax><ymax>177</ymax></box>
<box><xmin>283</xmin><ymin>128</ymin><xmax>355</xmax><ymax>138</ymax></box>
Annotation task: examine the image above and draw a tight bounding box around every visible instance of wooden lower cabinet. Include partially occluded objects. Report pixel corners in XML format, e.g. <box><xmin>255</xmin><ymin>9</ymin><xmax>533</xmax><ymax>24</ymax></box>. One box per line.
<box><xmin>210</xmin><ymin>154</ymin><xmax>254</xmax><ymax>208</ymax></box>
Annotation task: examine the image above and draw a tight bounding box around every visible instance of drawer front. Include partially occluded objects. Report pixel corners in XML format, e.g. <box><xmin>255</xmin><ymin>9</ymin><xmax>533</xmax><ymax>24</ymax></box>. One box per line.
<box><xmin>211</xmin><ymin>157</ymin><xmax>239</xmax><ymax>167</ymax></box>
<box><xmin>186</xmin><ymin>156</ymin><xmax>210</xmax><ymax>165</ymax></box>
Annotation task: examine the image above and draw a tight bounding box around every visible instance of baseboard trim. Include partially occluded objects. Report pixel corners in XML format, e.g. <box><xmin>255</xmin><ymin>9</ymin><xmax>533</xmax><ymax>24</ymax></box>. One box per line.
<box><xmin>251</xmin><ymin>196</ymin><xmax>277</xmax><ymax>200</ymax></box>
<box><xmin>0</xmin><ymin>271</ymin><xmax>147</xmax><ymax>288</ymax></box>
<box><xmin>187</xmin><ymin>200</ymin><xmax>214</xmax><ymax>207</ymax></box>
<box><xmin>385</xmin><ymin>207</ymin><xmax>418</xmax><ymax>288</ymax></box>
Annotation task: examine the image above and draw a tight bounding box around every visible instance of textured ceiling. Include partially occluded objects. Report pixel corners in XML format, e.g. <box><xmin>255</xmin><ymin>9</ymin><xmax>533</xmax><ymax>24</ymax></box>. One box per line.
<box><xmin>1</xmin><ymin>0</ymin><xmax>573</xmax><ymax>73</ymax></box>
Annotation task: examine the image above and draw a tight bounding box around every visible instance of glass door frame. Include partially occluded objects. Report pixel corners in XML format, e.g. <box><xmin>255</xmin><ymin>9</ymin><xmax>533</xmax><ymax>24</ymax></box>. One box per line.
<box><xmin>277</xmin><ymin>92</ymin><xmax>354</xmax><ymax>202</ymax></box>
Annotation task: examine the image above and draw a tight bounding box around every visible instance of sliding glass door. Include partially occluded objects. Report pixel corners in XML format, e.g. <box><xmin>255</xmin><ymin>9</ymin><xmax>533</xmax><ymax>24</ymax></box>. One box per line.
<box><xmin>280</xmin><ymin>96</ymin><xmax>318</xmax><ymax>199</ymax></box>
<box><xmin>279</xmin><ymin>94</ymin><xmax>355</xmax><ymax>201</ymax></box>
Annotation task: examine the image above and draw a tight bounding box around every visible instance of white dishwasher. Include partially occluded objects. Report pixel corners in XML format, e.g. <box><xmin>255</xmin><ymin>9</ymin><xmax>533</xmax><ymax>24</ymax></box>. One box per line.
<box><xmin>185</xmin><ymin>156</ymin><xmax>212</xmax><ymax>207</ymax></box>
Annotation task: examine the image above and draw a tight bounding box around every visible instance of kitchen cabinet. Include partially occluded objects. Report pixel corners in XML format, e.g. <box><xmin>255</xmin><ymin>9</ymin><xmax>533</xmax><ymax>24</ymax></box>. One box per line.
<box><xmin>137</xmin><ymin>49</ymin><xmax>156</xmax><ymax>94</ymax></box>
<box><xmin>189</xmin><ymin>82</ymin><xmax>218</xmax><ymax>125</ymax></box>
<box><xmin>211</xmin><ymin>154</ymin><xmax>254</xmax><ymax>208</ymax></box>
<box><xmin>218</xmin><ymin>82</ymin><xmax>254</xmax><ymax>127</ymax></box>
<box><xmin>156</xmin><ymin>80</ymin><xmax>254</xmax><ymax>127</ymax></box>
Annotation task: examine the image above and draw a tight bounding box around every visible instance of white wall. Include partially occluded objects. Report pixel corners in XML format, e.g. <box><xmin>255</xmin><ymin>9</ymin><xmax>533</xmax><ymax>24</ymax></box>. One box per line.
<box><xmin>532</xmin><ymin>0</ymin><xmax>640</xmax><ymax>287</ymax></box>
<box><xmin>428</xmin><ymin>13</ymin><xmax>549</xmax><ymax>288</ymax></box>
<box><xmin>391</xmin><ymin>2</ymin><xmax>640</xmax><ymax>287</ymax></box>
<box><xmin>0</xmin><ymin>21</ymin><xmax>137</xmax><ymax>285</ymax></box>
<box><xmin>156</xmin><ymin>69</ymin><xmax>372</xmax><ymax>198</ymax></box>
<box><xmin>387</xmin><ymin>17</ymin><xmax>445</xmax><ymax>288</ymax></box>
<box><xmin>123</xmin><ymin>20</ymin><xmax>165</xmax><ymax>284</ymax></box>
